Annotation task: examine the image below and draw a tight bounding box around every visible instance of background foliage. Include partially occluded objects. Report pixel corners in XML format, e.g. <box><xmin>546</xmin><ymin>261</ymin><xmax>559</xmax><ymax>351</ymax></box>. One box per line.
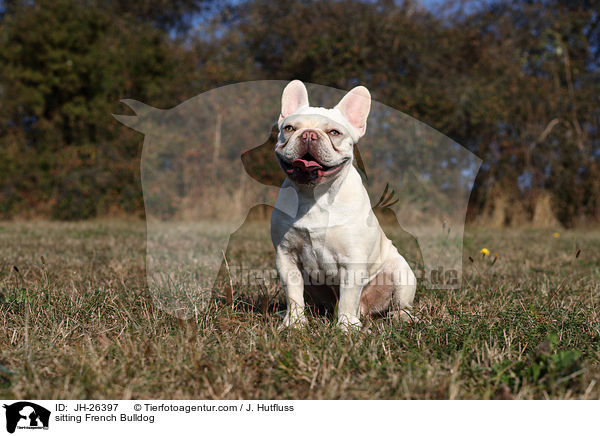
<box><xmin>0</xmin><ymin>0</ymin><xmax>598</xmax><ymax>224</ymax></box>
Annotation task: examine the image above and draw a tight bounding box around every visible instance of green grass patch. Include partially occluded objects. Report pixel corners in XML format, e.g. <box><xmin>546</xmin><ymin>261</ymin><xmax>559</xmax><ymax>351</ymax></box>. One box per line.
<box><xmin>0</xmin><ymin>220</ymin><xmax>599</xmax><ymax>399</ymax></box>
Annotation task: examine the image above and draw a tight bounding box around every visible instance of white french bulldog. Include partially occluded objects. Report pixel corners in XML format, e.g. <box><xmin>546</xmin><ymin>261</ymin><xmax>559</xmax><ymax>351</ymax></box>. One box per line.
<box><xmin>271</xmin><ymin>80</ymin><xmax>416</xmax><ymax>330</ymax></box>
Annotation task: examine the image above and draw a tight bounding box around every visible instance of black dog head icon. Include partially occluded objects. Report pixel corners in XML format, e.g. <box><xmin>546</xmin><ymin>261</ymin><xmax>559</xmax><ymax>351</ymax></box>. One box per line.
<box><xmin>3</xmin><ymin>402</ymin><xmax>50</xmax><ymax>434</ymax></box>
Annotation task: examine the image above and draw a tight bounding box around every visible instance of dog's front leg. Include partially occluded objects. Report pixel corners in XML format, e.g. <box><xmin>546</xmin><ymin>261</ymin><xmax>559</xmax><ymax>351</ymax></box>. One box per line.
<box><xmin>276</xmin><ymin>252</ymin><xmax>307</xmax><ymax>329</ymax></box>
<box><xmin>337</xmin><ymin>266</ymin><xmax>365</xmax><ymax>330</ymax></box>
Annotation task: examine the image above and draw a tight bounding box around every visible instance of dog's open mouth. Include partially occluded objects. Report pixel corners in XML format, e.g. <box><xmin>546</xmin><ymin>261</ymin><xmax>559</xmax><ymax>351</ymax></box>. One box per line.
<box><xmin>278</xmin><ymin>153</ymin><xmax>348</xmax><ymax>183</ymax></box>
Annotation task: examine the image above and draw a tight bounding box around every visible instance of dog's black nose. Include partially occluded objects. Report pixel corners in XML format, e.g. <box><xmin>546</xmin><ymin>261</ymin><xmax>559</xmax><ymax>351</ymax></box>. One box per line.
<box><xmin>301</xmin><ymin>130</ymin><xmax>318</xmax><ymax>144</ymax></box>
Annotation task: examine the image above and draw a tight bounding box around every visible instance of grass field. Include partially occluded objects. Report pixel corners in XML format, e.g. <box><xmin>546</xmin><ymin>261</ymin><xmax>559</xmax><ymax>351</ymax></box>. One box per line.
<box><xmin>0</xmin><ymin>220</ymin><xmax>599</xmax><ymax>399</ymax></box>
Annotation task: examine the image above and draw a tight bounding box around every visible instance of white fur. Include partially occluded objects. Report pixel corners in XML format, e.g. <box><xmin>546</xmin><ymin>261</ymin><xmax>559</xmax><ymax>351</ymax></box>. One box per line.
<box><xmin>271</xmin><ymin>81</ymin><xmax>416</xmax><ymax>331</ymax></box>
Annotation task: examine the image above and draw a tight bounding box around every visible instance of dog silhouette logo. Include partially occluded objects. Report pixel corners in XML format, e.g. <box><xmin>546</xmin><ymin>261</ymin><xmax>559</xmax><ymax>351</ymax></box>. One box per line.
<box><xmin>114</xmin><ymin>81</ymin><xmax>481</xmax><ymax>318</ymax></box>
<box><xmin>3</xmin><ymin>402</ymin><xmax>50</xmax><ymax>433</ymax></box>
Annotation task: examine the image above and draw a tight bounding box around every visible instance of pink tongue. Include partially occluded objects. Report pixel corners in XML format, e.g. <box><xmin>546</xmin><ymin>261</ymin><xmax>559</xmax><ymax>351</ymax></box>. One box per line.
<box><xmin>292</xmin><ymin>159</ymin><xmax>322</xmax><ymax>171</ymax></box>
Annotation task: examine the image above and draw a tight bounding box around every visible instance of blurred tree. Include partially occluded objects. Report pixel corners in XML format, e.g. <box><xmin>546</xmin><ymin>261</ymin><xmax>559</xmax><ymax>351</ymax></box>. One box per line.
<box><xmin>0</xmin><ymin>0</ymin><xmax>598</xmax><ymax>225</ymax></box>
<box><xmin>452</xmin><ymin>0</ymin><xmax>600</xmax><ymax>225</ymax></box>
<box><xmin>0</xmin><ymin>0</ymin><xmax>196</xmax><ymax>218</ymax></box>
<box><xmin>96</xmin><ymin>0</ymin><xmax>213</xmax><ymax>34</ymax></box>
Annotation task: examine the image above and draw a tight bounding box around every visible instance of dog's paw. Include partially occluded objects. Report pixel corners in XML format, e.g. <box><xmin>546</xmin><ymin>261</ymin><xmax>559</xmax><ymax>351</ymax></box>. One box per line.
<box><xmin>278</xmin><ymin>313</ymin><xmax>308</xmax><ymax>331</ymax></box>
<box><xmin>337</xmin><ymin>314</ymin><xmax>362</xmax><ymax>332</ymax></box>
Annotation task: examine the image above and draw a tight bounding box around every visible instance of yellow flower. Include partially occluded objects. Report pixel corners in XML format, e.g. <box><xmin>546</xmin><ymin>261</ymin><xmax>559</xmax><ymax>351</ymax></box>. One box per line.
<box><xmin>480</xmin><ymin>248</ymin><xmax>490</xmax><ymax>256</ymax></box>
<box><xmin>553</xmin><ymin>232</ymin><xmax>560</xmax><ymax>238</ymax></box>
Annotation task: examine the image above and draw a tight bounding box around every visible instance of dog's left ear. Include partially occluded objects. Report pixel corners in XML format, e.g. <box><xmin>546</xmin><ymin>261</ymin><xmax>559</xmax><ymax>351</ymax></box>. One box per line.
<box><xmin>335</xmin><ymin>86</ymin><xmax>371</xmax><ymax>138</ymax></box>
<box><xmin>280</xmin><ymin>80</ymin><xmax>309</xmax><ymax>122</ymax></box>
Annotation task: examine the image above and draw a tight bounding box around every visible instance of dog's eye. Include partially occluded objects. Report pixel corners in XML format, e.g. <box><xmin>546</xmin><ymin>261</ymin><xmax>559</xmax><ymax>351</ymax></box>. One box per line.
<box><xmin>284</xmin><ymin>125</ymin><xmax>295</xmax><ymax>132</ymax></box>
<box><xmin>329</xmin><ymin>129</ymin><xmax>341</xmax><ymax>136</ymax></box>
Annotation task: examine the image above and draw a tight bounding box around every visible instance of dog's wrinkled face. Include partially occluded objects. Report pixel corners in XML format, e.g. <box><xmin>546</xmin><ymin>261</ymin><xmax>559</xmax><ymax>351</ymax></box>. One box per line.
<box><xmin>276</xmin><ymin>114</ymin><xmax>354</xmax><ymax>184</ymax></box>
<box><xmin>275</xmin><ymin>80</ymin><xmax>371</xmax><ymax>185</ymax></box>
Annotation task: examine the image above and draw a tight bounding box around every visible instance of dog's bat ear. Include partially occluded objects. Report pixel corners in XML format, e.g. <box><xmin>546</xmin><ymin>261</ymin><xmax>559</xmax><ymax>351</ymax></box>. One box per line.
<box><xmin>280</xmin><ymin>80</ymin><xmax>309</xmax><ymax>122</ymax></box>
<box><xmin>335</xmin><ymin>86</ymin><xmax>371</xmax><ymax>138</ymax></box>
<box><xmin>113</xmin><ymin>99</ymin><xmax>158</xmax><ymax>133</ymax></box>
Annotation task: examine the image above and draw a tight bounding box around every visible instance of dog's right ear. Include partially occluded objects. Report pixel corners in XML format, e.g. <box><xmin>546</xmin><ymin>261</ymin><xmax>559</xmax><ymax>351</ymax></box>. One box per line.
<box><xmin>335</xmin><ymin>86</ymin><xmax>371</xmax><ymax>138</ymax></box>
<box><xmin>280</xmin><ymin>80</ymin><xmax>309</xmax><ymax>122</ymax></box>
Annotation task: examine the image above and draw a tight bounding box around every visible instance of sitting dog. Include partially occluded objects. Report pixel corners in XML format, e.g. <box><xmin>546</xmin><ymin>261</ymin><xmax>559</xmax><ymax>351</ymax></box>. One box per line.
<box><xmin>271</xmin><ymin>80</ymin><xmax>416</xmax><ymax>330</ymax></box>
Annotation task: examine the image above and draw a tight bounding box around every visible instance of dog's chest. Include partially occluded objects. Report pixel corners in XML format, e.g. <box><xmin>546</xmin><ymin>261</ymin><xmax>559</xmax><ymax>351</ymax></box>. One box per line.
<box><xmin>286</xmin><ymin>223</ymin><xmax>341</xmax><ymax>272</ymax></box>
<box><xmin>278</xmin><ymin>205</ymin><xmax>377</xmax><ymax>273</ymax></box>
<box><xmin>272</xmin><ymin>168</ymin><xmax>387</xmax><ymax>274</ymax></box>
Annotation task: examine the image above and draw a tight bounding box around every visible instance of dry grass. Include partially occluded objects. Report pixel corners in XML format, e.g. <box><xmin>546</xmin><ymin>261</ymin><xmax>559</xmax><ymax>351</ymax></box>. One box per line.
<box><xmin>0</xmin><ymin>220</ymin><xmax>599</xmax><ymax>399</ymax></box>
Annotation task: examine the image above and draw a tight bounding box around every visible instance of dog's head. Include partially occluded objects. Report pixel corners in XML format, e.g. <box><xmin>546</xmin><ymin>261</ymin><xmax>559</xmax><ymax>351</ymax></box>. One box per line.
<box><xmin>275</xmin><ymin>80</ymin><xmax>371</xmax><ymax>186</ymax></box>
